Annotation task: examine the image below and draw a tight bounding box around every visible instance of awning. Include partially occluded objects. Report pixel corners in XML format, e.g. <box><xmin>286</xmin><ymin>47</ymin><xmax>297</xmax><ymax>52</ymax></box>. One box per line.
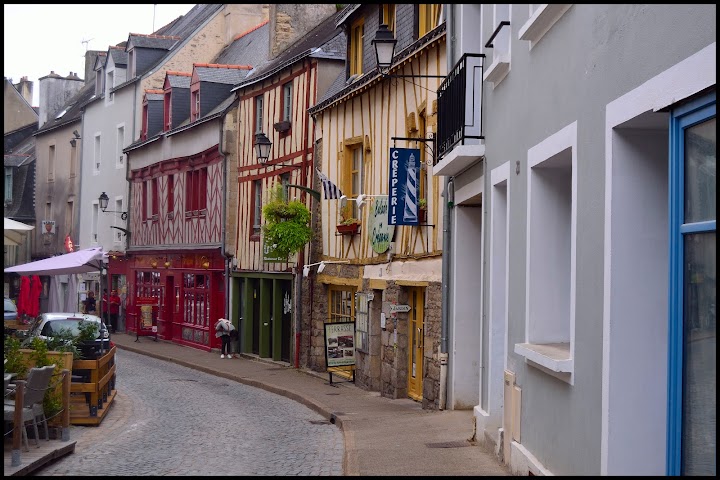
<box><xmin>4</xmin><ymin>246</ymin><xmax>106</xmax><ymax>276</ymax></box>
<box><xmin>4</xmin><ymin>217</ymin><xmax>34</xmax><ymax>246</ymax></box>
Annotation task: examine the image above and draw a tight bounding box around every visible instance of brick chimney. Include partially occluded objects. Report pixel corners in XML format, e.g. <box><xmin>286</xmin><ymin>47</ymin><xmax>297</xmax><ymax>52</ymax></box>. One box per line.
<box><xmin>269</xmin><ymin>4</ymin><xmax>337</xmax><ymax>59</ymax></box>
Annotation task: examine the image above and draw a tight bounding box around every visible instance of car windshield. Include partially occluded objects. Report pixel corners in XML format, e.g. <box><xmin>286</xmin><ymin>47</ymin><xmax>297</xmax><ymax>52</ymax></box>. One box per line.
<box><xmin>5</xmin><ymin>298</ymin><xmax>17</xmax><ymax>313</ymax></box>
<box><xmin>42</xmin><ymin>319</ymin><xmax>99</xmax><ymax>337</ymax></box>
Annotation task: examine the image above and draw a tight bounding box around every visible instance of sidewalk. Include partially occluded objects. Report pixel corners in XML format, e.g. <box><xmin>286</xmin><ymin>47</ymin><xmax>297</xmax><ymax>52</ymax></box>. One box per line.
<box><xmin>111</xmin><ymin>333</ymin><xmax>510</xmax><ymax>476</ymax></box>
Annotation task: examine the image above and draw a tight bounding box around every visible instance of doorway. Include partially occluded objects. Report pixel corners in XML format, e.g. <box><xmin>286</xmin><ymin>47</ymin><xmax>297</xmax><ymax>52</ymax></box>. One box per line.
<box><xmin>407</xmin><ymin>287</ymin><xmax>425</xmax><ymax>401</ymax></box>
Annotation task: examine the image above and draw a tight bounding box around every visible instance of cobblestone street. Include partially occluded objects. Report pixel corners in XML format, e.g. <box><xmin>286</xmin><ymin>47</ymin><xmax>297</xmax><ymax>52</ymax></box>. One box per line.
<box><xmin>36</xmin><ymin>350</ymin><xmax>344</xmax><ymax>476</ymax></box>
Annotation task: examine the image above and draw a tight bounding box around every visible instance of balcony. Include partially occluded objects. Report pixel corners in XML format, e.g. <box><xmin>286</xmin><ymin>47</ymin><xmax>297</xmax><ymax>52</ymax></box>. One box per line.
<box><xmin>434</xmin><ymin>53</ymin><xmax>485</xmax><ymax>176</ymax></box>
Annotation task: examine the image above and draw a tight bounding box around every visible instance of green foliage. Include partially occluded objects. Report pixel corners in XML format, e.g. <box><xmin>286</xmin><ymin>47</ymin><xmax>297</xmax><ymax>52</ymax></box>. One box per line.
<box><xmin>44</xmin><ymin>328</ymin><xmax>82</xmax><ymax>360</ymax></box>
<box><xmin>4</xmin><ymin>335</ymin><xmax>27</xmax><ymax>378</ymax></box>
<box><xmin>419</xmin><ymin>198</ymin><xmax>427</xmax><ymax>209</ymax></box>
<box><xmin>262</xmin><ymin>184</ymin><xmax>313</xmax><ymax>258</ymax></box>
<box><xmin>26</xmin><ymin>336</ymin><xmax>51</xmax><ymax>368</ymax></box>
<box><xmin>77</xmin><ymin>320</ymin><xmax>99</xmax><ymax>343</ymax></box>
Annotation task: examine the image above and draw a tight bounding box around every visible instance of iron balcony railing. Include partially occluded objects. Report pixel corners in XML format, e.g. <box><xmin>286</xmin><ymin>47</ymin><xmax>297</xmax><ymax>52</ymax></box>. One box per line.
<box><xmin>436</xmin><ymin>53</ymin><xmax>485</xmax><ymax>164</ymax></box>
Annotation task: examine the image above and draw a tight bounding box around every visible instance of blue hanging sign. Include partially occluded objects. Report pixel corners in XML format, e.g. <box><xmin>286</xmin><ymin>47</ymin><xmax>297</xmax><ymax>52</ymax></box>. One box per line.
<box><xmin>388</xmin><ymin>148</ymin><xmax>421</xmax><ymax>225</ymax></box>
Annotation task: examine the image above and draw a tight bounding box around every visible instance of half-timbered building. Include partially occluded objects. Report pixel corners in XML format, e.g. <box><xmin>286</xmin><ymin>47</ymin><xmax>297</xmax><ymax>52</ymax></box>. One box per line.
<box><xmin>307</xmin><ymin>4</ymin><xmax>446</xmax><ymax>409</ymax></box>
<box><xmin>224</xmin><ymin>5</ymin><xmax>344</xmax><ymax>364</ymax></box>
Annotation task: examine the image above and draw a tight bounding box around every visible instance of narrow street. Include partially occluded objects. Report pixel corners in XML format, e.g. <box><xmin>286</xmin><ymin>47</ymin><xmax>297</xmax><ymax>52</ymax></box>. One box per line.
<box><xmin>36</xmin><ymin>350</ymin><xmax>344</xmax><ymax>476</ymax></box>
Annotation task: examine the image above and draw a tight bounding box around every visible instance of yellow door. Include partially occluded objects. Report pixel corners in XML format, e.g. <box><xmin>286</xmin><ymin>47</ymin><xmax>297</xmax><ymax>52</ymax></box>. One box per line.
<box><xmin>407</xmin><ymin>287</ymin><xmax>424</xmax><ymax>401</ymax></box>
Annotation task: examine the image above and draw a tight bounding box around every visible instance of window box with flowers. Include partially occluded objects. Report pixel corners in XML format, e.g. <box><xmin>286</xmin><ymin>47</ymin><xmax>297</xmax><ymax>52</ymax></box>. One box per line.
<box><xmin>337</xmin><ymin>202</ymin><xmax>360</xmax><ymax>235</ymax></box>
<box><xmin>418</xmin><ymin>198</ymin><xmax>427</xmax><ymax>224</ymax></box>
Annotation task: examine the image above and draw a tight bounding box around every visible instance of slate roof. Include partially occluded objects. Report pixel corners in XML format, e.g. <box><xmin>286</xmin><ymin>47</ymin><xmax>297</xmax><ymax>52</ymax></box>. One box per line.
<box><xmin>335</xmin><ymin>4</ymin><xmax>361</xmax><ymax>27</ymax></box>
<box><xmin>144</xmin><ymin>91</ymin><xmax>164</xmax><ymax>101</ymax></box>
<box><xmin>4</xmin><ymin>154</ymin><xmax>31</xmax><ymax>167</ymax></box>
<box><xmin>127</xmin><ymin>33</ymin><xmax>180</xmax><ymax>51</ymax></box>
<box><xmin>167</xmin><ymin>72</ymin><xmax>192</xmax><ymax>89</ymax></box>
<box><xmin>232</xmin><ymin>9</ymin><xmax>346</xmax><ymax>91</ymax></box>
<box><xmin>195</xmin><ymin>65</ymin><xmax>251</xmax><ymax>85</ymax></box>
<box><xmin>35</xmin><ymin>82</ymin><xmax>95</xmax><ymax>135</ymax></box>
<box><xmin>214</xmin><ymin>22</ymin><xmax>269</xmax><ymax>67</ymax></box>
<box><xmin>107</xmin><ymin>47</ymin><xmax>128</xmax><ymax>67</ymax></box>
<box><xmin>3</xmin><ymin>135</ymin><xmax>36</xmax><ymax>221</ymax></box>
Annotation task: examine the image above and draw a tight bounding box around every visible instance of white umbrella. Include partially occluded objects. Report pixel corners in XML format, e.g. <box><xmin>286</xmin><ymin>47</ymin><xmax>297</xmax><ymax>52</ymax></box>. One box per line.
<box><xmin>4</xmin><ymin>217</ymin><xmax>34</xmax><ymax>246</ymax></box>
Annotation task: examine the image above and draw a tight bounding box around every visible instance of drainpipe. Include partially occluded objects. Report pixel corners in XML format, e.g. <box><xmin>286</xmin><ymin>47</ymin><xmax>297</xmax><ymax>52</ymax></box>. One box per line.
<box><xmin>218</xmin><ymin>100</ymin><xmax>237</xmax><ymax>320</ymax></box>
<box><xmin>439</xmin><ymin>3</ymin><xmax>457</xmax><ymax>411</ymax></box>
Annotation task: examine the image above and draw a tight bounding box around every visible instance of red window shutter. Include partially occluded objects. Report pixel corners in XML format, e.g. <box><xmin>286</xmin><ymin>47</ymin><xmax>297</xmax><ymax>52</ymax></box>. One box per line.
<box><xmin>152</xmin><ymin>178</ymin><xmax>159</xmax><ymax>215</ymax></box>
<box><xmin>168</xmin><ymin>175</ymin><xmax>175</xmax><ymax>213</ymax></box>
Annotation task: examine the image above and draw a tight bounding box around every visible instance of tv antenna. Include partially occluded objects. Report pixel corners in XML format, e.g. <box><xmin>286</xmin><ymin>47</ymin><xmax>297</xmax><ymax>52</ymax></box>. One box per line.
<box><xmin>81</xmin><ymin>38</ymin><xmax>94</xmax><ymax>52</ymax></box>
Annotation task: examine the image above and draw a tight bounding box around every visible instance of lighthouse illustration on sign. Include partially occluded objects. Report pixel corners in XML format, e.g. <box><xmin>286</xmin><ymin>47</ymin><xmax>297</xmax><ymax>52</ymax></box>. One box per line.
<box><xmin>388</xmin><ymin>147</ymin><xmax>420</xmax><ymax>226</ymax></box>
<box><xmin>402</xmin><ymin>152</ymin><xmax>418</xmax><ymax>223</ymax></box>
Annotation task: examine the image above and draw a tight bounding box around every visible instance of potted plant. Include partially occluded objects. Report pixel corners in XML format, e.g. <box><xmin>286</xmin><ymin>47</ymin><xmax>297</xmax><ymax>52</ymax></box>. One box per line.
<box><xmin>337</xmin><ymin>202</ymin><xmax>360</xmax><ymax>235</ymax></box>
<box><xmin>262</xmin><ymin>184</ymin><xmax>313</xmax><ymax>258</ymax></box>
<box><xmin>418</xmin><ymin>198</ymin><xmax>427</xmax><ymax>224</ymax></box>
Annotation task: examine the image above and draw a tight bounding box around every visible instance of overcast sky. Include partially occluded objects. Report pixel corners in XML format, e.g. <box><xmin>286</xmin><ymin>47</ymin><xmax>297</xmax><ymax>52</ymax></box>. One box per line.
<box><xmin>4</xmin><ymin>4</ymin><xmax>195</xmax><ymax>107</ymax></box>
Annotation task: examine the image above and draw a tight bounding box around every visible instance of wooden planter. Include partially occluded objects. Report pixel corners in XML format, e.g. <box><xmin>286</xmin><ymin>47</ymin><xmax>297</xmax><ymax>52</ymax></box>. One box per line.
<box><xmin>70</xmin><ymin>345</ymin><xmax>117</xmax><ymax>426</ymax></box>
<box><xmin>337</xmin><ymin>223</ymin><xmax>360</xmax><ymax>235</ymax></box>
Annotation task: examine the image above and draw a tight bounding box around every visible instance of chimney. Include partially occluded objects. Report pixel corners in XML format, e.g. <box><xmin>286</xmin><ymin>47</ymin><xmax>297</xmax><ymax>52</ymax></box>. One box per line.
<box><xmin>15</xmin><ymin>76</ymin><xmax>34</xmax><ymax>106</ymax></box>
<box><xmin>269</xmin><ymin>4</ymin><xmax>337</xmax><ymax>58</ymax></box>
<box><xmin>38</xmin><ymin>69</ymin><xmax>84</xmax><ymax>127</ymax></box>
<box><xmin>84</xmin><ymin>50</ymin><xmax>104</xmax><ymax>86</ymax></box>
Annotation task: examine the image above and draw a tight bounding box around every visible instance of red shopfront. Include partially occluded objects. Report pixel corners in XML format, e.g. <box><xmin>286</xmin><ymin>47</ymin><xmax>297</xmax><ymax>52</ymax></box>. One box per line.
<box><xmin>126</xmin><ymin>249</ymin><xmax>225</xmax><ymax>351</ymax></box>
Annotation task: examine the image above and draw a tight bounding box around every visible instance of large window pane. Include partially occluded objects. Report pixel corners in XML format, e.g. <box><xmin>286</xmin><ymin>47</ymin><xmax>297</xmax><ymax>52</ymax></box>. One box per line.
<box><xmin>685</xmin><ymin>118</ymin><xmax>716</xmax><ymax>223</ymax></box>
<box><xmin>682</xmin><ymin>231</ymin><xmax>716</xmax><ymax>475</ymax></box>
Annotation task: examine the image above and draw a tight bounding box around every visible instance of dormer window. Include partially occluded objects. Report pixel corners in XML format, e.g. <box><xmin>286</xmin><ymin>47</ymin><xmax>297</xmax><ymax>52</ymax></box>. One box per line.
<box><xmin>381</xmin><ymin>4</ymin><xmax>396</xmax><ymax>33</ymax></box>
<box><xmin>349</xmin><ymin>18</ymin><xmax>365</xmax><ymax>76</ymax></box>
<box><xmin>164</xmin><ymin>90</ymin><xmax>172</xmax><ymax>131</ymax></box>
<box><xmin>191</xmin><ymin>89</ymin><xmax>200</xmax><ymax>122</ymax></box>
<box><xmin>128</xmin><ymin>49</ymin><xmax>136</xmax><ymax>78</ymax></box>
<box><xmin>95</xmin><ymin>68</ymin><xmax>104</xmax><ymax>96</ymax></box>
<box><xmin>141</xmin><ymin>101</ymin><xmax>149</xmax><ymax>141</ymax></box>
<box><xmin>106</xmin><ymin>70</ymin><xmax>115</xmax><ymax>103</ymax></box>
<box><xmin>418</xmin><ymin>4</ymin><xmax>442</xmax><ymax>37</ymax></box>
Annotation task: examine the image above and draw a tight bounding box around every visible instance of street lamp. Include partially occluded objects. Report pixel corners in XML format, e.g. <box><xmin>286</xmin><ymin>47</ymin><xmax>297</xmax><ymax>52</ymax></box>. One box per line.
<box><xmin>372</xmin><ymin>24</ymin><xmax>446</xmax><ymax>79</ymax></box>
<box><xmin>255</xmin><ymin>132</ymin><xmax>301</xmax><ymax>169</ymax></box>
<box><xmin>98</xmin><ymin>192</ymin><xmax>128</xmax><ymax>220</ymax></box>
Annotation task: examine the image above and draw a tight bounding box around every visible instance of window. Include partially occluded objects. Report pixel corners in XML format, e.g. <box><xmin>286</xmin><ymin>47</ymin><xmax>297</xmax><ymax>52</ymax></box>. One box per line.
<box><xmin>381</xmin><ymin>4</ymin><xmax>396</xmax><ymax>32</ymax></box>
<box><xmin>668</xmin><ymin>94</ymin><xmax>715</xmax><ymax>476</ymax></box>
<box><xmin>483</xmin><ymin>4</ymin><xmax>512</xmax><ymax>85</ymax></box>
<box><xmin>328</xmin><ymin>286</ymin><xmax>356</xmax><ymax>323</ymax></box>
<box><xmin>418</xmin><ymin>4</ymin><xmax>442</xmax><ymax>37</ymax></box>
<box><xmin>184</xmin><ymin>168</ymin><xmax>207</xmax><ymax>215</ymax></box>
<box><xmin>94</xmin><ymin>134</ymin><xmax>101</xmax><ymax>172</ymax></box>
<box><xmin>116</xmin><ymin>125</ymin><xmax>125</xmax><ymax>167</ymax></box>
<box><xmin>70</xmin><ymin>141</ymin><xmax>77</xmax><ymax>178</ymax></box>
<box><xmin>167</xmin><ymin>175</ymin><xmax>175</xmax><ymax>213</ymax></box>
<box><xmin>349</xmin><ymin>18</ymin><xmax>364</xmax><ymax>76</ymax></box>
<box><xmin>255</xmin><ymin>95</ymin><xmax>264</xmax><ymax>133</ymax></box>
<box><xmin>280</xmin><ymin>173</ymin><xmax>291</xmax><ymax>200</ymax></box>
<box><xmin>114</xmin><ymin>199</ymin><xmax>123</xmax><ymax>242</ymax></box>
<box><xmin>198</xmin><ymin>168</ymin><xmax>207</xmax><ymax>211</ymax></box>
<box><xmin>516</xmin><ymin>121</ymin><xmax>577</xmax><ymax>378</ymax></box>
<box><xmin>253</xmin><ymin>179</ymin><xmax>262</xmax><ymax>235</ymax></box>
<box><xmin>151</xmin><ymin>178</ymin><xmax>159</xmax><ymax>218</ymax></box>
<box><xmin>92</xmin><ymin>202</ymin><xmax>99</xmax><ymax>243</ymax></box>
<box><xmin>185</xmin><ymin>170</ymin><xmax>195</xmax><ymax>213</ymax></box>
<box><xmin>282</xmin><ymin>82</ymin><xmax>293</xmax><ymax>122</ymax></box>
<box><xmin>183</xmin><ymin>273</ymin><xmax>209</xmax><ymax>329</ymax></box>
<box><xmin>355</xmin><ymin>292</ymin><xmax>370</xmax><ymax>352</ymax></box>
<box><xmin>5</xmin><ymin>167</ymin><xmax>13</xmax><ymax>202</ymax></box>
<box><xmin>65</xmin><ymin>200</ymin><xmax>74</xmax><ymax>236</ymax></box>
<box><xmin>48</xmin><ymin>145</ymin><xmax>55</xmax><ymax>182</ymax></box>
<box><xmin>142</xmin><ymin>181</ymin><xmax>148</xmax><ymax>221</ymax></box>
<box><xmin>106</xmin><ymin>70</ymin><xmax>114</xmax><ymax>103</ymax></box>
<box><xmin>95</xmin><ymin>67</ymin><xmax>103</xmax><ymax>96</ymax></box>
<box><xmin>164</xmin><ymin>91</ymin><xmax>172</xmax><ymax>131</ymax></box>
<box><xmin>192</xmin><ymin>89</ymin><xmax>200</xmax><ymax>122</ymax></box>
<box><xmin>344</xmin><ymin>143</ymin><xmax>365</xmax><ymax>219</ymax></box>
<box><xmin>141</xmin><ymin>102</ymin><xmax>149</xmax><ymax>141</ymax></box>
<box><xmin>128</xmin><ymin>50</ymin><xmax>135</xmax><ymax>78</ymax></box>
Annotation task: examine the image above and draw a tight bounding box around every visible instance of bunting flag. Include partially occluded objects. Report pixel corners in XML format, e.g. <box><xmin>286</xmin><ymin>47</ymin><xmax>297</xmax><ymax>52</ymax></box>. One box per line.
<box><xmin>316</xmin><ymin>168</ymin><xmax>343</xmax><ymax>200</ymax></box>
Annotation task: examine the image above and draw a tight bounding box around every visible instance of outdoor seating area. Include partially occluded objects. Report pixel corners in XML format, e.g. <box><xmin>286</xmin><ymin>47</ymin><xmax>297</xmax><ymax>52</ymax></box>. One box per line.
<box><xmin>4</xmin><ymin>365</ymin><xmax>56</xmax><ymax>451</ymax></box>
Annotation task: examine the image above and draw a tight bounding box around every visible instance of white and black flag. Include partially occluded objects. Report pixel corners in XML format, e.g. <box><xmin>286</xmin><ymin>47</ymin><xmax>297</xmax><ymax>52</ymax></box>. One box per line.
<box><xmin>316</xmin><ymin>168</ymin><xmax>343</xmax><ymax>200</ymax></box>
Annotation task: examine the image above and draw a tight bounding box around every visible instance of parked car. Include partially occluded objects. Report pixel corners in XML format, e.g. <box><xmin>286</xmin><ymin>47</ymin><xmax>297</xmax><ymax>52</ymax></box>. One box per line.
<box><xmin>25</xmin><ymin>313</ymin><xmax>111</xmax><ymax>358</ymax></box>
<box><xmin>4</xmin><ymin>297</ymin><xmax>18</xmax><ymax>322</ymax></box>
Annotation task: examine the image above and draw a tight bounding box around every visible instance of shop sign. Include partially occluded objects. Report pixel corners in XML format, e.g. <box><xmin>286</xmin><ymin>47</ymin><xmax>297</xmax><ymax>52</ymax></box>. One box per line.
<box><xmin>368</xmin><ymin>195</ymin><xmax>395</xmax><ymax>254</ymax></box>
<box><xmin>324</xmin><ymin>321</ymin><xmax>356</xmax><ymax>368</ymax></box>
<box><xmin>388</xmin><ymin>148</ymin><xmax>420</xmax><ymax>225</ymax></box>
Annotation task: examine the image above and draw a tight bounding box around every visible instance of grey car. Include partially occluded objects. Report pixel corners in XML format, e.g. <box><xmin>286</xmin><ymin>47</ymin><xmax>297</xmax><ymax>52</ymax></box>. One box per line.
<box><xmin>25</xmin><ymin>313</ymin><xmax>111</xmax><ymax>358</ymax></box>
<box><xmin>4</xmin><ymin>297</ymin><xmax>18</xmax><ymax>322</ymax></box>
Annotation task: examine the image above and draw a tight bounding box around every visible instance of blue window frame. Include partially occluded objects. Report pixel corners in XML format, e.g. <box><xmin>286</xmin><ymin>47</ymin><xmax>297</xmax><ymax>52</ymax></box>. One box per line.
<box><xmin>667</xmin><ymin>91</ymin><xmax>715</xmax><ymax>476</ymax></box>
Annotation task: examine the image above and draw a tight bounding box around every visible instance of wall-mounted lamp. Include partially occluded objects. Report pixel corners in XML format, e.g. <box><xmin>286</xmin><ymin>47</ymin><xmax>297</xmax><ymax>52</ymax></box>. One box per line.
<box><xmin>99</xmin><ymin>191</ymin><xmax>128</xmax><ymax>220</ymax></box>
<box><xmin>164</xmin><ymin>260</ymin><xmax>171</xmax><ymax>269</ymax></box>
<box><xmin>150</xmin><ymin>259</ymin><xmax>158</xmax><ymax>269</ymax></box>
<box><xmin>73</xmin><ymin>130</ymin><xmax>81</xmax><ymax>139</ymax></box>
<box><xmin>255</xmin><ymin>132</ymin><xmax>302</xmax><ymax>169</ymax></box>
<box><xmin>70</xmin><ymin>138</ymin><xmax>77</xmax><ymax>147</ymax></box>
<box><xmin>200</xmin><ymin>256</ymin><xmax>210</xmax><ymax>269</ymax></box>
<box><xmin>302</xmin><ymin>260</ymin><xmax>350</xmax><ymax>277</ymax></box>
<box><xmin>339</xmin><ymin>193</ymin><xmax>386</xmax><ymax>211</ymax></box>
<box><xmin>372</xmin><ymin>24</ymin><xmax>446</xmax><ymax>79</ymax></box>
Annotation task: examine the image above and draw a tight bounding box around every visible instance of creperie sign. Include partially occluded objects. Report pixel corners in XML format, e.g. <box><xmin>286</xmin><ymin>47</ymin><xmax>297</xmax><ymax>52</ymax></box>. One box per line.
<box><xmin>389</xmin><ymin>149</ymin><xmax>400</xmax><ymax>224</ymax></box>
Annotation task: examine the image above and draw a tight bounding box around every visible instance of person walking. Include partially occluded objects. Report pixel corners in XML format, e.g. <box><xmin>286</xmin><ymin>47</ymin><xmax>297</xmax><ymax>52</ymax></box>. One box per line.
<box><xmin>214</xmin><ymin>318</ymin><xmax>235</xmax><ymax>358</ymax></box>
<box><xmin>108</xmin><ymin>289</ymin><xmax>121</xmax><ymax>333</ymax></box>
<box><xmin>83</xmin><ymin>291</ymin><xmax>97</xmax><ymax>314</ymax></box>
